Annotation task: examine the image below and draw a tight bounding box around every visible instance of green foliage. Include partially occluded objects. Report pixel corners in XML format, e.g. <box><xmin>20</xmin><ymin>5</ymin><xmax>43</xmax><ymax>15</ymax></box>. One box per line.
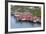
<box><xmin>11</xmin><ymin>5</ymin><xmax>41</xmax><ymax>16</ymax></box>
<box><xmin>11</xmin><ymin>5</ymin><xmax>32</xmax><ymax>12</ymax></box>
<box><xmin>32</xmin><ymin>8</ymin><xmax>41</xmax><ymax>16</ymax></box>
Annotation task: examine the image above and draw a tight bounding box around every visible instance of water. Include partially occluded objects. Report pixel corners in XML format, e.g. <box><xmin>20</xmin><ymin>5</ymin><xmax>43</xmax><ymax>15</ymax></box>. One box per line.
<box><xmin>11</xmin><ymin>16</ymin><xmax>41</xmax><ymax>29</ymax></box>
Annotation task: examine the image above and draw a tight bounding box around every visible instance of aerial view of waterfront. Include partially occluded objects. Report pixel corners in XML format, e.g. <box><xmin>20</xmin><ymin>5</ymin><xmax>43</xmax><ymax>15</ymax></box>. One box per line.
<box><xmin>10</xmin><ymin>5</ymin><xmax>41</xmax><ymax>29</ymax></box>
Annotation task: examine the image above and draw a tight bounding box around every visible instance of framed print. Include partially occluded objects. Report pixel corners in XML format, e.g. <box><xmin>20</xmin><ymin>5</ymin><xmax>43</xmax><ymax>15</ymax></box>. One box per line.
<box><xmin>5</xmin><ymin>1</ymin><xmax>45</xmax><ymax>33</ymax></box>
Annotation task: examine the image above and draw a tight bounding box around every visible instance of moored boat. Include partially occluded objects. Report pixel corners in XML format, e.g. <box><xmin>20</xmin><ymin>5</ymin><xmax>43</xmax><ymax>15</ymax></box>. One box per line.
<box><xmin>14</xmin><ymin>12</ymin><xmax>41</xmax><ymax>23</ymax></box>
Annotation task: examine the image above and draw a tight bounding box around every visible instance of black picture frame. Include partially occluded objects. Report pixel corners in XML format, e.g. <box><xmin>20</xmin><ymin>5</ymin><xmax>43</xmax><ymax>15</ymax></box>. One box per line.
<box><xmin>5</xmin><ymin>0</ymin><xmax>45</xmax><ymax>34</ymax></box>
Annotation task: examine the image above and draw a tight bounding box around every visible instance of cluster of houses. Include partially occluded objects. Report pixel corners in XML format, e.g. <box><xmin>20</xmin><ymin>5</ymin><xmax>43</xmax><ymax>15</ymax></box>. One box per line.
<box><xmin>14</xmin><ymin>12</ymin><xmax>41</xmax><ymax>23</ymax></box>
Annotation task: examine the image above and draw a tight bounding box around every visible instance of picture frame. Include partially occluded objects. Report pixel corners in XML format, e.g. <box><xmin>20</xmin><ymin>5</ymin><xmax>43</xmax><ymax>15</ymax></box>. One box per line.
<box><xmin>5</xmin><ymin>0</ymin><xmax>45</xmax><ymax>33</ymax></box>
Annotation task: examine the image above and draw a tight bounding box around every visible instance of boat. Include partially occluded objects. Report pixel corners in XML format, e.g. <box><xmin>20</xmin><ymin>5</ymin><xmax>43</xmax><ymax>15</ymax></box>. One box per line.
<box><xmin>14</xmin><ymin>12</ymin><xmax>41</xmax><ymax>23</ymax></box>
